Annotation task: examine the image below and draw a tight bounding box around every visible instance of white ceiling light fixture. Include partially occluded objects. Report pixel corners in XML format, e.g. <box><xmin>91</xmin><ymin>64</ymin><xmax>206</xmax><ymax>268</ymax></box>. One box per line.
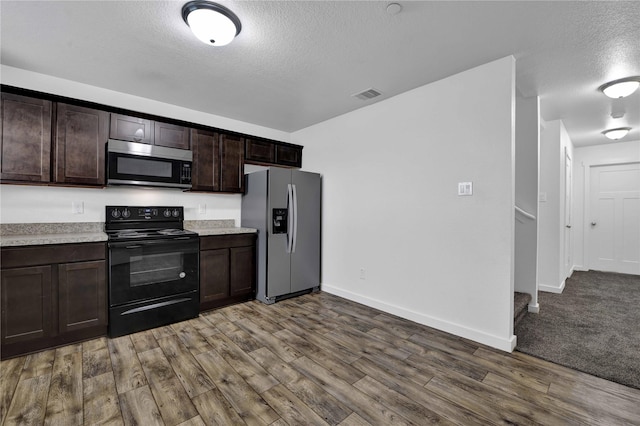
<box><xmin>182</xmin><ymin>1</ymin><xmax>241</xmax><ymax>46</ymax></box>
<box><xmin>599</xmin><ymin>77</ymin><xmax>640</xmax><ymax>98</ymax></box>
<box><xmin>602</xmin><ymin>127</ymin><xmax>631</xmax><ymax>140</ymax></box>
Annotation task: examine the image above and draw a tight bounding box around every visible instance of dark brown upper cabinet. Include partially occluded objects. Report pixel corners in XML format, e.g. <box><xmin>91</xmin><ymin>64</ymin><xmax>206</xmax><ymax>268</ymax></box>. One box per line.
<box><xmin>244</xmin><ymin>138</ymin><xmax>303</xmax><ymax>168</ymax></box>
<box><xmin>220</xmin><ymin>133</ymin><xmax>245</xmax><ymax>193</ymax></box>
<box><xmin>54</xmin><ymin>103</ymin><xmax>109</xmax><ymax>185</ymax></box>
<box><xmin>109</xmin><ymin>113</ymin><xmax>154</xmax><ymax>144</ymax></box>
<box><xmin>276</xmin><ymin>144</ymin><xmax>303</xmax><ymax>168</ymax></box>
<box><xmin>191</xmin><ymin>128</ymin><xmax>220</xmax><ymax>192</ymax></box>
<box><xmin>0</xmin><ymin>93</ymin><xmax>52</xmax><ymax>183</ymax></box>
<box><xmin>109</xmin><ymin>113</ymin><xmax>191</xmax><ymax>149</ymax></box>
<box><xmin>245</xmin><ymin>138</ymin><xmax>276</xmax><ymax>164</ymax></box>
<box><xmin>192</xmin><ymin>130</ymin><xmax>245</xmax><ymax>194</ymax></box>
<box><xmin>154</xmin><ymin>121</ymin><xmax>190</xmax><ymax>149</ymax></box>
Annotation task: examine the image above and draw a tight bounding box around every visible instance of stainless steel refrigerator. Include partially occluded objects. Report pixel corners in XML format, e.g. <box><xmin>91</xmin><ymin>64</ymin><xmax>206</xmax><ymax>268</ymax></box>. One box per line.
<box><xmin>241</xmin><ymin>168</ymin><xmax>321</xmax><ymax>304</ymax></box>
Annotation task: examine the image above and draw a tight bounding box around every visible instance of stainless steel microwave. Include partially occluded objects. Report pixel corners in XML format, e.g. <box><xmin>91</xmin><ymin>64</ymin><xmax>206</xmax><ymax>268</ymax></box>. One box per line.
<box><xmin>107</xmin><ymin>140</ymin><xmax>192</xmax><ymax>189</ymax></box>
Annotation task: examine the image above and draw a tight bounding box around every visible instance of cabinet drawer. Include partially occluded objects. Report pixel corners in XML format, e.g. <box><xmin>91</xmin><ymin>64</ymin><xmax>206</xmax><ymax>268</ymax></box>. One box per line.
<box><xmin>1</xmin><ymin>242</ymin><xmax>106</xmax><ymax>269</ymax></box>
<box><xmin>200</xmin><ymin>234</ymin><xmax>255</xmax><ymax>250</ymax></box>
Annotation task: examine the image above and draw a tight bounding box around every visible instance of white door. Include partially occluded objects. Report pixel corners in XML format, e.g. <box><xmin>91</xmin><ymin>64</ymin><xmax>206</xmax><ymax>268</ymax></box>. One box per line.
<box><xmin>564</xmin><ymin>150</ymin><xmax>573</xmax><ymax>277</ymax></box>
<box><xmin>589</xmin><ymin>163</ymin><xmax>640</xmax><ymax>275</ymax></box>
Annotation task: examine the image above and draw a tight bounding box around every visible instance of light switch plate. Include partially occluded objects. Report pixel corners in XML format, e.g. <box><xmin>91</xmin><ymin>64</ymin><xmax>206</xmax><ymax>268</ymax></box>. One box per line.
<box><xmin>458</xmin><ymin>182</ymin><xmax>473</xmax><ymax>196</ymax></box>
<box><xmin>539</xmin><ymin>192</ymin><xmax>547</xmax><ymax>202</ymax></box>
<box><xmin>198</xmin><ymin>204</ymin><xmax>206</xmax><ymax>214</ymax></box>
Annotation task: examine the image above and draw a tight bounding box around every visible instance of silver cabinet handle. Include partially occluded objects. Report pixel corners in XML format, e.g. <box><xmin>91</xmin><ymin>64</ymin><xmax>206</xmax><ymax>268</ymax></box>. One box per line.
<box><xmin>566</xmin><ymin>225</ymin><xmax>571</xmax><ymax>228</ymax></box>
<box><xmin>591</xmin><ymin>222</ymin><xmax>597</xmax><ymax>226</ymax></box>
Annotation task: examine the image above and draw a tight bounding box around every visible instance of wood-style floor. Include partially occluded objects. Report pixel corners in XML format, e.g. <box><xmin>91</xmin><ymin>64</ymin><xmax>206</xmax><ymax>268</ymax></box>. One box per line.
<box><xmin>2</xmin><ymin>292</ymin><xmax>639</xmax><ymax>426</ymax></box>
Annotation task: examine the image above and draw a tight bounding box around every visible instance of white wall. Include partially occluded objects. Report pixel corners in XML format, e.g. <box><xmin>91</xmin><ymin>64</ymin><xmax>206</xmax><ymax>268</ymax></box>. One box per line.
<box><xmin>572</xmin><ymin>140</ymin><xmax>640</xmax><ymax>270</ymax></box>
<box><xmin>514</xmin><ymin>95</ymin><xmax>539</xmax><ymax>310</ymax></box>
<box><xmin>0</xmin><ymin>66</ymin><xmax>289</xmax><ymax>225</ymax></box>
<box><xmin>292</xmin><ymin>56</ymin><xmax>516</xmax><ymax>351</ymax></box>
<box><xmin>538</xmin><ymin>120</ymin><xmax>573</xmax><ymax>293</ymax></box>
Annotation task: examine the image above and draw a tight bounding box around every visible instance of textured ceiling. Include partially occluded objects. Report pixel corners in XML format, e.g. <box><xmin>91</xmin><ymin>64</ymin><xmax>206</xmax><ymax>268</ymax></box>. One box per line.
<box><xmin>1</xmin><ymin>1</ymin><xmax>639</xmax><ymax>147</ymax></box>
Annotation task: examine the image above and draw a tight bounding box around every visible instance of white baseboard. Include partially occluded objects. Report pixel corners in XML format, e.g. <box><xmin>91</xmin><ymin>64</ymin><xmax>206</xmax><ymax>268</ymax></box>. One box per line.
<box><xmin>527</xmin><ymin>303</ymin><xmax>540</xmax><ymax>313</ymax></box>
<box><xmin>321</xmin><ymin>284</ymin><xmax>517</xmax><ymax>353</ymax></box>
<box><xmin>539</xmin><ymin>280</ymin><xmax>565</xmax><ymax>294</ymax></box>
<box><xmin>572</xmin><ymin>265</ymin><xmax>588</xmax><ymax>272</ymax></box>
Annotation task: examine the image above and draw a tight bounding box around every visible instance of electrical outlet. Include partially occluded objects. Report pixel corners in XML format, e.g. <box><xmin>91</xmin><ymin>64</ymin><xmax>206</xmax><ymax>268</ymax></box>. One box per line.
<box><xmin>458</xmin><ymin>182</ymin><xmax>473</xmax><ymax>196</ymax></box>
<box><xmin>198</xmin><ymin>204</ymin><xmax>206</xmax><ymax>214</ymax></box>
<box><xmin>359</xmin><ymin>268</ymin><xmax>366</xmax><ymax>280</ymax></box>
<box><xmin>72</xmin><ymin>201</ymin><xmax>84</xmax><ymax>214</ymax></box>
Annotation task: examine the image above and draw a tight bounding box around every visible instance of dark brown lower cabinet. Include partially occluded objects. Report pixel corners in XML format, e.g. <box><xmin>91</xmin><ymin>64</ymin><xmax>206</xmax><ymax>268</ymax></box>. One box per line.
<box><xmin>58</xmin><ymin>260</ymin><xmax>106</xmax><ymax>334</ymax></box>
<box><xmin>1</xmin><ymin>265</ymin><xmax>54</xmax><ymax>346</ymax></box>
<box><xmin>0</xmin><ymin>243</ymin><xmax>107</xmax><ymax>359</ymax></box>
<box><xmin>199</xmin><ymin>233</ymin><xmax>256</xmax><ymax>312</ymax></box>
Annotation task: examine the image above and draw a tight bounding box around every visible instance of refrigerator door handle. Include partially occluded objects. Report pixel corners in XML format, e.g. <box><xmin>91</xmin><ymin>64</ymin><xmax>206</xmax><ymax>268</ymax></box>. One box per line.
<box><xmin>292</xmin><ymin>183</ymin><xmax>298</xmax><ymax>253</ymax></box>
<box><xmin>286</xmin><ymin>183</ymin><xmax>294</xmax><ymax>253</ymax></box>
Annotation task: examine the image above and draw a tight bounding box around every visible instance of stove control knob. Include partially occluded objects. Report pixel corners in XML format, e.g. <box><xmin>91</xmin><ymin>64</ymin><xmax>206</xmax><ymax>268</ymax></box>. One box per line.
<box><xmin>163</xmin><ymin>209</ymin><xmax>172</xmax><ymax>218</ymax></box>
<box><xmin>111</xmin><ymin>209</ymin><xmax>121</xmax><ymax>218</ymax></box>
<box><xmin>122</xmin><ymin>208</ymin><xmax>131</xmax><ymax>218</ymax></box>
<box><xmin>172</xmin><ymin>209</ymin><xmax>180</xmax><ymax>217</ymax></box>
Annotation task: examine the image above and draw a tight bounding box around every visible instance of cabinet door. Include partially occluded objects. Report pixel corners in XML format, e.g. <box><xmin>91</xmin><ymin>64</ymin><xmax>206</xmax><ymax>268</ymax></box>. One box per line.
<box><xmin>200</xmin><ymin>249</ymin><xmax>230</xmax><ymax>302</ymax></box>
<box><xmin>245</xmin><ymin>139</ymin><xmax>275</xmax><ymax>164</ymax></box>
<box><xmin>0</xmin><ymin>93</ymin><xmax>52</xmax><ymax>182</ymax></box>
<box><xmin>55</xmin><ymin>103</ymin><xmax>109</xmax><ymax>185</ymax></box>
<box><xmin>276</xmin><ymin>144</ymin><xmax>303</xmax><ymax>168</ymax></box>
<box><xmin>220</xmin><ymin>133</ymin><xmax>245</xmax><ymax>193</ymax></box>
<box><xmin>229</xmin><ymin>246</ymin><xmax>255</xmax><ymax>297</ymax></box>
<box><xmin>191</xmin><ymin>128</ymin><xmax>220</xmax><ymax>191</ymax></box>
<box><xmin>1</xmin><ymin>265</ymin><xmax>53</xmax><ymax>345</ymax></box>
<box><xmin>58</xmin><ymin>260</ymin><xmax>106</xmax><ymax>334</ymax></box>
<box><xmin>109</xmin><ymin>113</ymin><xmax>154</xmax><ymax>144</ymax></box>
<box><xmin>154</xmin><ymin>121</ymin><xmax>190</xmax><ymax>149</ymax></box>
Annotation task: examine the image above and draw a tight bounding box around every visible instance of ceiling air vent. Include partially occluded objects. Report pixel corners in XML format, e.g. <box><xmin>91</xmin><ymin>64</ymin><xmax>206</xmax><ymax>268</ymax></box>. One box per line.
<box><xmin>352</xmin><ymin>88</ymin><xmax>383</xmax><ymax>101</ymax></box>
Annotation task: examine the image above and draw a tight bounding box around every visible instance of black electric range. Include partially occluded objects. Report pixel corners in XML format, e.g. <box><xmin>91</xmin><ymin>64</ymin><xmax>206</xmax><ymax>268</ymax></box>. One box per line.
<box><xmin>105</xmin><ymin>206</ymin><xmax>200</xmax><ymax>337</ymax></box>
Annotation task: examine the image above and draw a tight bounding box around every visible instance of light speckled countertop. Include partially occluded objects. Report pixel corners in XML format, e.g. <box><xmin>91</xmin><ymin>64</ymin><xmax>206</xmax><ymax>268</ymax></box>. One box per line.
<box><xmin>184</xmin><ymin>220</ymin><xmax>257</xmax><ymax>236</ymax></box>
<box><xmin>0</xmin><ymin>223</ymin><xmax>108</xmax><ymax>247</ymax></box>
<box><xmin>0</xmin><ymin>220</ymin><xmax>256</xmax><ymax>247</ymax></box>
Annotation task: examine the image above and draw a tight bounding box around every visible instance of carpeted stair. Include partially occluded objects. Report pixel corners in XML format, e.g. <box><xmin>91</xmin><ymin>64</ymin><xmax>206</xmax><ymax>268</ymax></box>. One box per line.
<box><xmin>514</xmin><ymin>292</ymin><xmax>531</xmax><ymax>328</ymax></box>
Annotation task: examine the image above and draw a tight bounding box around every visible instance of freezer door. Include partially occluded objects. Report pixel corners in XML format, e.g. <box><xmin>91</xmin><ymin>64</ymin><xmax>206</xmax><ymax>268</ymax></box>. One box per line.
<box><xmin>267</xmin><ymin>168</ymin><xmax>292</xmax><ymax>298</ymax></box>
<box><xmin>290</xmin><ymin>170</ymin><xmax>321</xmax><ymax>293</ymax></box>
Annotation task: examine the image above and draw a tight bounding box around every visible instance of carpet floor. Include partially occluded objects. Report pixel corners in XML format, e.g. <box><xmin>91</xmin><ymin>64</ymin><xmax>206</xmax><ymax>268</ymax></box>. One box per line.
<box><xmin>515</xmin><ymin>270</ymin><xmax>640</xmax><ymax>390</ymax></box>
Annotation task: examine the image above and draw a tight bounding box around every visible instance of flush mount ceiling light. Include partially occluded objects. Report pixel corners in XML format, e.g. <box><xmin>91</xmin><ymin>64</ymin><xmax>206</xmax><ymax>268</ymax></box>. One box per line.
<box><xmin>599</xmin><ymin>77</ymin><xmax>640</xmax><ymax>98</ymax></box>
<box><xmin>182</xmin><ymin>1</ymin><xmax>241</xmax><ymax>46</ymax></box>
<box><xmin>602</xmin><ymin>127</ymin><xmax>631</xmax><ymax>140</ymax></box>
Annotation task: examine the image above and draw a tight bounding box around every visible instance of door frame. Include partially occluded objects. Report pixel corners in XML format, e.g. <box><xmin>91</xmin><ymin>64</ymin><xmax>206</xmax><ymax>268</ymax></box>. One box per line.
<box><xmin>563</xmin><ymin>148</ymin><xmax>573</xmax><ymax>278</ymax></box>
<box><xmin>583</xmin><ymin>160</ymin><xmax>640</xmax><ymax>272</ymax></box>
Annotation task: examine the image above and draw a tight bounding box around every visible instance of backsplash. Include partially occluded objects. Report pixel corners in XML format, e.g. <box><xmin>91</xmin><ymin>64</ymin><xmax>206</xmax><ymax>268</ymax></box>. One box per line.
<box><xmin>0</xmin><ymin>184</ymin><xmax>241</xmax><ymax>224</ymax></box>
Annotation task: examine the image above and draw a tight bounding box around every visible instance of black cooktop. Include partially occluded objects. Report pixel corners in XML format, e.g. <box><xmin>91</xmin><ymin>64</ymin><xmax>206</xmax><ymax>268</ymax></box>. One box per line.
<box><xmin>105</xmin><ymin>206</ymin><xmax>198</xmax><ymax>241</ymax></box>
<box><xmin>107</xmin><ymin>228</ymin><xmax>198</xmax><ymax>241</ymax></box>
